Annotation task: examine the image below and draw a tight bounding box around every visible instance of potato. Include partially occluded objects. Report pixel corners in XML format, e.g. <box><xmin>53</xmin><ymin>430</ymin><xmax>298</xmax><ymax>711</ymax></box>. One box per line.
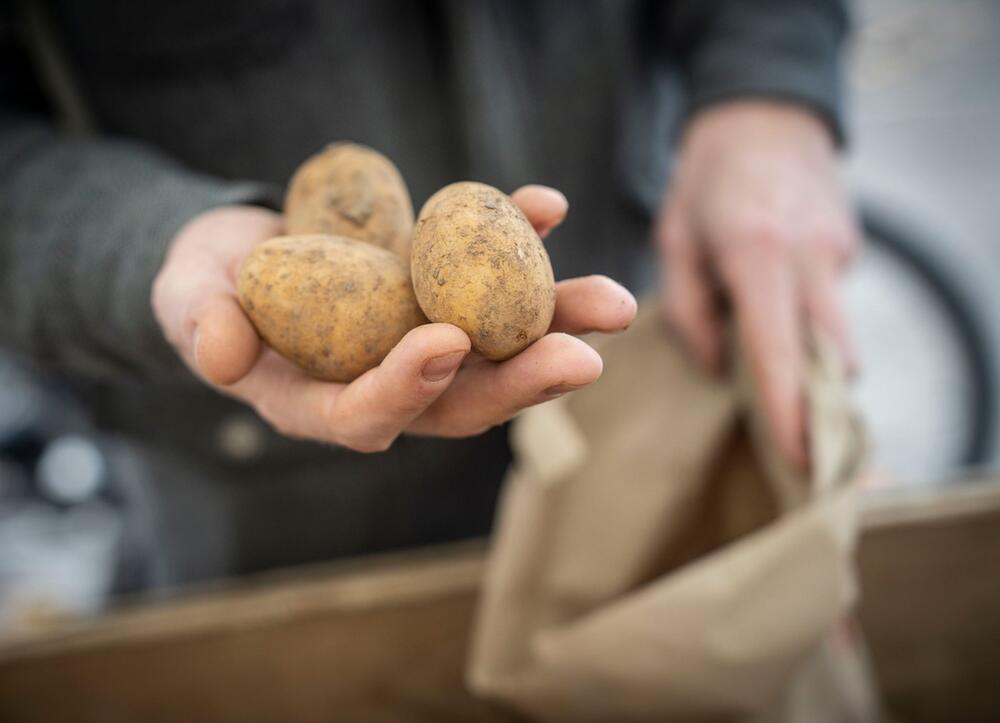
<box><xmin>411</xmin><ymin>182</ymin><xmax>556</xmax><ymax>361</ymax></box>
<box><xmin>237</xmin><ymin>235</ymin><xmax>426</xmax><ymax>383</ymax></box>
<box><xmin>285</xmin><ymin>143</ymin><xmax>414</xmax><ymax>259</ymax></box>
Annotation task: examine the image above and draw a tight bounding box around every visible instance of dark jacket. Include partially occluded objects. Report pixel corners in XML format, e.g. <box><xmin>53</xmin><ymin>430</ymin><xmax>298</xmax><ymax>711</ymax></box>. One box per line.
<box><xmin>0</xmin><ymin>0</ymin><xmax>848</xmax><ymax>585</ymax></box>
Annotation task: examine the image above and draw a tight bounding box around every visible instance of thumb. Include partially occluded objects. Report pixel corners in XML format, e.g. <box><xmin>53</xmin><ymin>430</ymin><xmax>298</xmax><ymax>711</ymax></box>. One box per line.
<box><xmin>321</xmin><ymin>323</ymin><xmax>471</xmax><ymax>451</ymax></box>
<box><xmin>193</xmin><ymin>292</ymin><xmax>261</xmax><ymax>385</ymax></box>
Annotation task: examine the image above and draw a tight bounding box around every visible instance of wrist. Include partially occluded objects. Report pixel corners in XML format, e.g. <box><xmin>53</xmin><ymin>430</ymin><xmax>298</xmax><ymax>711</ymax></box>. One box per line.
<box><xmin>682</xmin><ymin>99</ymin><xmax>837</xmax><ymax>158</ymax></box>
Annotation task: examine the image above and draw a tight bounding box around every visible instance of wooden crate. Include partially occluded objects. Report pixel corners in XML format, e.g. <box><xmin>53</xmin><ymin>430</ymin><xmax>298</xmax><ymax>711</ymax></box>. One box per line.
<box><xmin>1</xmin><ymin>480</ymin><xmax>998</xmax><ymax>722</ymax></box>
<box><xmin>0</xmin><ymin>542</ymin><xmax>512</xmax><ymax>723</ymax></box>
<box><xmin>858</xmin><ymin>477</ymin><xmax>1000</xmax><ymax>723</ymax></box>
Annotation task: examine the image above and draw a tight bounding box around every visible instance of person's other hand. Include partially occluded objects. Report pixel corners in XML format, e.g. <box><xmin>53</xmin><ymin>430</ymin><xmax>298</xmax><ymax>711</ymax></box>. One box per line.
<box><xmin>152</xmin><ymin>187</ymin><xmax>636</xmax><ymax>452</ymax></box>
<box><xmin>655</xmin><ymin>101</ymin><xmax>859</xmax><ymax>470</ymax></box>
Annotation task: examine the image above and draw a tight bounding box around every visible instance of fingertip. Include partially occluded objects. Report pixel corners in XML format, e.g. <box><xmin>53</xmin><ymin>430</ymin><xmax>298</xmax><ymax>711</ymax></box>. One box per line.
<box><xmin>510</xmin><ymin>185</ymin><xmax>569</xmax><ymax>237</ymax></box>
<box><xmin>583</xmin><ymin>345</ymin><xmax>604</xmax><ymax>384</ymax></box>
<box><xmin>428</xmin><ymin>322</ymin><xmax>473</xmax><ymax>352</ymax></box>
<box><xmin>196</xmin><ymin>298</ymin><xmax>260</xmax><ymax>385</ymax></box>
<box><xmin>593</xmin><ymin>275</ymin><xmax>637</xmax><ymax>331</ymax></box>
<box><xmin>620</xmin><ymin>288</ymin><xmax>639</xmax><ymax>331</ymax></box>
<box><xmin>398</xmin><ymin>322</ymin><xmax>472</xmax><ymax>359</ymax></box>
<box><xmin>543</xmin><ymin>332</ymin><xmax>604</xmax><ymax>386</ymax></box>
<box><xmin>550</xmin><ymin>275</ymin><xmax>638</xmax><ymax>335</ymax></box>
<box><xmin>574</xmin><ymin>338</ymin><xmax>604</xmax><ymax>385</ymax></box>
<box><xmin>379</xmin><ymin>323</ymin><xmax>471</xmax><ymax>391</ymax></box>
<box><xmin>511</xmin><ymin>184</ymin><xmax>568</xmax><ymax>211</ymax></box>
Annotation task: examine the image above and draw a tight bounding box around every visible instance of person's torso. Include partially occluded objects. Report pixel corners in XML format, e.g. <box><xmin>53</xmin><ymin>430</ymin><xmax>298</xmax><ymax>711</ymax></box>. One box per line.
<box><xmin>38</xmin><ymin>0</ymin><xmax>677</xmax><ymax>579</ymax></box>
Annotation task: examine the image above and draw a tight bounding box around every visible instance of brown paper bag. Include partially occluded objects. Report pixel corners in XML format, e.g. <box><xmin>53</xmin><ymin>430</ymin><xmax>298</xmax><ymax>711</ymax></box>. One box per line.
<box><xmin>468</xmin><ymin>303</ymin><xmax>881</xmax><ymax>722</ymax></box>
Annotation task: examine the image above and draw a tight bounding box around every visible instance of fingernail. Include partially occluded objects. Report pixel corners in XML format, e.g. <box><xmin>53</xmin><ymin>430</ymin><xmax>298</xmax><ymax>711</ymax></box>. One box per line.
<box><xmin>543</xmin><ymin>383</ymin><xmax>583</xmax><ymax>398</ymax></box>
<box><xmin>422</xmin><ymin>351</ymin><xmax>466</xmax><ymax>381</ymax></box>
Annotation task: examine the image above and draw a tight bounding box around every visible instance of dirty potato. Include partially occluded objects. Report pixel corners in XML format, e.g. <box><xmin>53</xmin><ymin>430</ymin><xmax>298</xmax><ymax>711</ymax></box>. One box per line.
<box><xmin>411</xmin><ymin>182</ymin><xmax>556</xmax><ymax>361</ymax></box>
<box><xmin>238</xmin><ymin>235</ymin><xmax>426</xmax><ymax>382</ymax></box>
<box><xmin>285</xmin><ymin>143</ymin><xmax>414</xmax><ymax>259</ymax></box>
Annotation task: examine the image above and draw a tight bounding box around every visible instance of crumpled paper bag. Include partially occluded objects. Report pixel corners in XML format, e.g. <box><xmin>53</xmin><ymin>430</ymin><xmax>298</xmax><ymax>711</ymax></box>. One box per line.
<box><xmin>468</xmin><ymin>303</ymin><xmax>880</xmax><ymax>722</ymax></box>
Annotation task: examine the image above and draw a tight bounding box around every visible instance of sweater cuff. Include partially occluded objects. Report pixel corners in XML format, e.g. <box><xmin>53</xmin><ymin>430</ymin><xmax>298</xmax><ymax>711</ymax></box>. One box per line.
<box><xmin>677</xmin><ymin>4</ymin><xmax>848</xmax><ymax>147</ymax></box>
<box><xmin>0</xmin><ymin>125</ymin><xmax>282</xmax><ymax>379</ymax></box>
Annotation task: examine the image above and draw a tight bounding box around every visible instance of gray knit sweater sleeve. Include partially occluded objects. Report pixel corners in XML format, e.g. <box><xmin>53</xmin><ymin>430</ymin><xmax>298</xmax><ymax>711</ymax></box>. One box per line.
<box><xmin>0</xmin><ymin>20</ymin><xmax>277</xmax><ymax>380</ymax></box>
<box><xmin>659</xmin><ymin>0</ymin><xmax>850</xmax><ymax>143</ymax></box>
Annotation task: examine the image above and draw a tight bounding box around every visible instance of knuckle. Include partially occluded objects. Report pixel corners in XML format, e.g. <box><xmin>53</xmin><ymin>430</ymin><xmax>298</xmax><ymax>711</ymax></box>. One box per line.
<box><xmin>802</xmin><ymin>228</ymin><xmax>856</xmax><ymax>271</ymax></box>
<box><xmin>717</xmin><ymin>214</ymin><xmax>792</xmax><ymax>287</ymax></box>
<box><xmin>807</xmin><ymin>222</ymin><xmax>848</xmax><ymax>249</ymax></box>
<box><xmin>324</xmin><ymin>407</ymin><xmax>397</xmax><ymax>454</ymax></box>
<box><xmin>399</xmin><ymin>387</ymin><xmax>440</xmax><ymax>417</ymax></box>
<box><xmin>415</xmin><ymin>403</ymin><xmax>492</xmax><ymax>440</ymax></box>
<box><xmin>740</xmin><ymin>216</ymin><xmax>793</xmax><ymax>259</ymax></box>
<box><xmin>373</xmin><ymin>369</ymin><xmax>438</xmax><ymax>416</ymax></box>
<box><xmin>254</xmin><ymin>400</ymin><xmax>300</xmax><ymax>440</ymax></box>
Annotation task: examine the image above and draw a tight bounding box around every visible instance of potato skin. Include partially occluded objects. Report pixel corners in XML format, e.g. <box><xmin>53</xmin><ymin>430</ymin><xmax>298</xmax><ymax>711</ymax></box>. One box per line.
<box><xmin>411</xmin><ymin>182</ymin><xmax>556</xmax><ymax>361</ymax></box>
<box><xmin>237</xmin><ymin>235</ymin><xmax>426</xmax><ymax>382</ymax></box>
<box><xmin>285</xmin><ymin>143</ymin><xmax>414</xmax><ymax>259</ymax></box>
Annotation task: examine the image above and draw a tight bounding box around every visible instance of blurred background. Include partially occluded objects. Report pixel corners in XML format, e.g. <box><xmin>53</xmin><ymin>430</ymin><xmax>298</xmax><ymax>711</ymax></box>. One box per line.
<box><xmin>845</xmin><ymin>0</ymin><xmax>1000</xmax><ymax>487</ymax></box>
<box><xmin>1</xmin><ymin>0</ymin><xmax>998</xmax><ymax>631</ymax></box>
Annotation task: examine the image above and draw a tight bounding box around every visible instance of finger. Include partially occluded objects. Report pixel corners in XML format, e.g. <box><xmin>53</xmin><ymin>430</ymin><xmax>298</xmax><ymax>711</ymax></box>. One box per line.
<box><xmin>193</xmin><ymin>293</ymin><xmax>261</xmax><ymax>385</ymax></box>
<box><xmin>228</xmin><ymin>324</ymin><xmax>470</xmax><ymax>452</ymax></box>
<box><xmin>324</xmin><ymin>323</ymin><xmax>471</xmax><ymax>451</ymax></box>
<box><xmin>409</xmin><ymin>332</ymin><xmax>602</xmax><ymax>437</ymax></box>
<box><xmin>510</xmin><ymin>185</ymin><xmax>568</xmax><ymax>239</ymax></box>
<box><xmin>659</xmin><ymin>226</ymin><xmax>723</xmax><ymax>371</ymax></box>
<box><xmin>729</xmin><ymin>252</ymin><xmax>808</xmax><ymax>472</ymax></box>
<box><xmin>801</xmin><ymin>264</ymin><xmax>859</xmax><ymax>375</ymax></box>
<box><xmin>550</xmin><ymin>276</ymin><xmax>637</xmax><ymax>335</ymax></box>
